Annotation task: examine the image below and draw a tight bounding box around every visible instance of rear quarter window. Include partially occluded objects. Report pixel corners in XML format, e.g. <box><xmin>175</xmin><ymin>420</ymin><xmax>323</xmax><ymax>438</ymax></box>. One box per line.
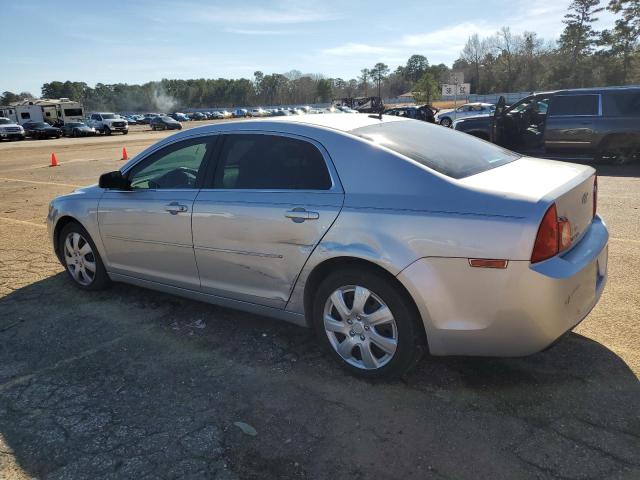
<box><xmin>603</xmin><ymin>92</ymin><xmax>640</xmax><ymax>116</ymax></box>
<box><xmin>351</xmin><ymin>120</ymin><xmax>520</xmax><ymax>179</ymax></box>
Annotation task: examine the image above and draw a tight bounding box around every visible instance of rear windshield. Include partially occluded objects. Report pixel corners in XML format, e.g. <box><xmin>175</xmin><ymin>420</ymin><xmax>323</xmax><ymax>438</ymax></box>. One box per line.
<box><xmin>351</xmin><ymin>120</ymin><xmax>520</xmax><ymax>179</ymax></box>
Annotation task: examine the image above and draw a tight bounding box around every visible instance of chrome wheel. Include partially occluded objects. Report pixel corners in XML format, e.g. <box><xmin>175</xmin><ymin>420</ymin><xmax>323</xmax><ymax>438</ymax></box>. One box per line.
<box><xmin>323</xmin><ymin>285</ymin><xmax>398</xmax><ymax>370</ymax></box>
<box><xmin>63</xmin><ymin>232</ymin><xmax>96</xmax><ymax>286</ymax></box>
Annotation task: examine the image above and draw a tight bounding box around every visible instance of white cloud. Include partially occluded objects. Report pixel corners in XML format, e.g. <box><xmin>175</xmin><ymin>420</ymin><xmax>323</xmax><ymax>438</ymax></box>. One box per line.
<box><xmin>225</xmin><ymin>28</ymin><xmax>289</xmax><ymax>35</ymax></box>
<box><xmin>163</xmin><ymin>1</ymin><xmax>338</xmax><ymax>25</ymax></box>
<box><xmin>321</xmin><ymin>43</ymin><xmax>397</xmax><ymax>56</ymax></box>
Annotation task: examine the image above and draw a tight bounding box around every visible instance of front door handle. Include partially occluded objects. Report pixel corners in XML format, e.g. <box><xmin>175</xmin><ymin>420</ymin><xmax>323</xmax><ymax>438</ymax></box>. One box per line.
<box><xmin>285</xmin><ymin>208</ymin><xmax>319</xmax><ymax>222</ymax></box>
<box><xmin>165</xmin><ymin>202</ymin><xmax>188</xmax><ymax>214</ymax></box>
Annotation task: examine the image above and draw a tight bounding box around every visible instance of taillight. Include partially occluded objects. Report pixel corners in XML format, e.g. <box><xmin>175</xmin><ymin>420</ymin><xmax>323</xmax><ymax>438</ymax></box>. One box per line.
<box><xmin>531</xmin><ymin>204</ymin><xmax>574</xmax><ymax>263</ymax></box>
<box><xmin>593</xmin><ymin>175</ymin><xmax>598</xmax><ymax>218</ymax></box>
<box><xmin>531</xmin><ymin>204</ymin><xmax>559</xmax><ymax>263</ymax></box>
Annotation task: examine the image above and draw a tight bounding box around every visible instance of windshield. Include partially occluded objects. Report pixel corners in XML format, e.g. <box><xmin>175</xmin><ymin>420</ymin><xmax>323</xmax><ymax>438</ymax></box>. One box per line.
<box><xmin>68</xmin><ymin>122</ymin><xmax>85</xmax><ymax>127</ymax></box>
<box><xmin>30</xmin><ymin>122</ymin><xmax>49</xmax><ymax>128</ymax></box>
<box><xmin>351</xmin><ymin>120</ymin><xmax>520</xmax><ymax>179</ymax></box>
<box><xmin>102</xmin><ymin>114</ymin><xmax>116</xmax><ymax>119</ymax></box>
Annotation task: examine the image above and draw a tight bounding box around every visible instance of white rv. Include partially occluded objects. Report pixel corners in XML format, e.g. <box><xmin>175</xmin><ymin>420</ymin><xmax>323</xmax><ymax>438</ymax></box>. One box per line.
<box><xmin>0</xmin><ymin>106</ymin><xmax>18</xmax><ymax>123</ymax></box>
<box><xmin>15</xmin><ymin>98</ymin><xmax>84</xmax><ymax>126</ymax></box>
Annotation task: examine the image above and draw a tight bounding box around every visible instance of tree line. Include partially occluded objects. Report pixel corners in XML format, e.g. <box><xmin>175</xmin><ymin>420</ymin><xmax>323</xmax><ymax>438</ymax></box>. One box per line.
<box><xmin>1</xmin><ymin>0</ymin><xmax>637</xmax><ymax>112</ymax></box>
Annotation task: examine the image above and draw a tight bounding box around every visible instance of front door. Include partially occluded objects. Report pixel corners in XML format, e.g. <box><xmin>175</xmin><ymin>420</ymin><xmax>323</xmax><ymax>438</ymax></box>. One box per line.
<box><xmin>491</xmin><ymin>96</ymin><xmax>507</xmax><ymax>145</ymax></box>
<box><xmin>192</xmin><ymin>132</ymin><xmax>344</xmax><ymax>308</ymax></box>
<box><xmin>98</xmin><ymin>136</ymin><xmax>215</xmax><ymax>289</ymax></box>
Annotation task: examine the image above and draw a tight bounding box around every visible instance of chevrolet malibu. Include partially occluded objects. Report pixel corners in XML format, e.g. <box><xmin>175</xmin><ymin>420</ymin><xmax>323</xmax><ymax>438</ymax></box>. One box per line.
<box><xmin>47</xmin><ymin>115</ymin><xmax>608</xmax><ymax>378</ymax></box>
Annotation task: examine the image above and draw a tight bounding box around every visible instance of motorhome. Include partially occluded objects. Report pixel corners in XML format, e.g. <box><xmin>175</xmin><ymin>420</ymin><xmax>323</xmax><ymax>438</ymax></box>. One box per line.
<box><xmin>14</xmin><ymin>98</ymin><xmax>84</xmax><ymax>126</ymax></box>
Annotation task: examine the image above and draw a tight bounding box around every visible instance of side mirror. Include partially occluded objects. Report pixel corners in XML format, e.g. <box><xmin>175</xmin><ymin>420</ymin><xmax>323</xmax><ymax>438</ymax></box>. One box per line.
<box><xmin>99</xmin><ymin>170</ymin><xmax>130</xmax><ymax>190</ymax></box>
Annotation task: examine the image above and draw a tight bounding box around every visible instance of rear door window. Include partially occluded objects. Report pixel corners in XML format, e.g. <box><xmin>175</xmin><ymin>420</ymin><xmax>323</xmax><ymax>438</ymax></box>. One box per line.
<box><xmin>548</xmin><ymin>95</ymin><xmax>599</xmax><ymax>116</ymax></box>
<box><xmin>212</xmin><ymin>134</ymin><xmax>332</xmax><ymax>190</ymax></box>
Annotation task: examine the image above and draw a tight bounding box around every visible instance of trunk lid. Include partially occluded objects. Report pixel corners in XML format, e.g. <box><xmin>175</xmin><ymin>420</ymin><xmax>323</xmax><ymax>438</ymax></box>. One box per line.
<box><xmin>459</xmin><ymin>157</ymin><xmax>596</xmax><ymax>246</ymax></box>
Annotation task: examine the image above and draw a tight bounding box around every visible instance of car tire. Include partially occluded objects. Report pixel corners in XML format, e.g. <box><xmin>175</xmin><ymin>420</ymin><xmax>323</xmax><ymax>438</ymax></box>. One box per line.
<box><xmin>440</xmin><ymin>117</ymin><xmax>452</xmax><ymax>127</ymax></box>
<box><xmin>104</xmin><ymin>127</ymin><xmax>111</xmax><ymax>135</ymax></box>
<box><xmin>122</xmin><ymin>130</ymin><xmax>128</xmax><ymax>135</ymax></box>
<box><xmin>58</xmin><ymin>222</ymin><xmax>111</xmax><ymax>291</ymax></box>
<box><xmin>594</xmin><ymin>136</ymin><xmax>639</xmax><ymax>165</ymax></box>
<box><xmin>312</xmin><ymin>266</ymin><xmax>425</xmax><ymax>379</ymax></box>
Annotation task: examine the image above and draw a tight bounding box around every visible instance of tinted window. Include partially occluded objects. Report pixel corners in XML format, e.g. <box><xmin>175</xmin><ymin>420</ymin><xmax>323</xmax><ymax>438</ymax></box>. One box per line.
<box><xmin>214</xmin><ymin>134</ymin><xmax>331</xmax><ymax>190</ymax></box>
<box><xmin>548</xmin><ymin>95</ymin><xmax>599</xmax><ymax>116</ymax></box>
<box><xmin>20</xmin><ymin>112</ymin><xmax>30</xmax><ymax>119</ymax></box>
<box><xmin>128</xmin><ymin>139</ymin><xmax>210</xmax><ymax>189</ymax></box>
<box><xmin>352</xmin><ymin>121</ymin><xmax>520</xmax><ymax>179</ymax></box>
<box><xmin>64</xmin><ymin>108</ymin><xmax>83</xmax><ymax>116</ymax></box>
<box><xmin>603</xmin><ymin>92</ymin><xmax>640</xmax><ymax>116</ymax></box>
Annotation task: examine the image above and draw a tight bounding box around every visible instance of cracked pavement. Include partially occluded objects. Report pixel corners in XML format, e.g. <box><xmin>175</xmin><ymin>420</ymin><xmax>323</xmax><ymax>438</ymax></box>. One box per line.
<box><xmin>0</xmin><ymin>127</ymin><xmax>639</xmax><ymax>479</ymax></box>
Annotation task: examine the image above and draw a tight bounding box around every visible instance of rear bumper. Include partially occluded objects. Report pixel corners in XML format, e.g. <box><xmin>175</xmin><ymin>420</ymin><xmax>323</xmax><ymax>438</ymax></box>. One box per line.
<box><xmin>397</xmin><ymin>216</ymin><xmax>608</xmax><ymax>356</ymax></box>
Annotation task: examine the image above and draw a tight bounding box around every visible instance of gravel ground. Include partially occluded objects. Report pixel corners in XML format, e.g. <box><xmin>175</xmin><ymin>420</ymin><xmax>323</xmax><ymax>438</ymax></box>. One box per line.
<box><xmin>0</xmin><ymin>125</ymin><xmax>638</xmax><ymax>479</ymax></box>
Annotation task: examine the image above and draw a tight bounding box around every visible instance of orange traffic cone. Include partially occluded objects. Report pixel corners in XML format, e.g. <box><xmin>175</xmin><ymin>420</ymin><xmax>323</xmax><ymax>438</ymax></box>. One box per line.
<box><xmin>50</xmin><ymin>153</ymin><xmax>58</xmax><ymax>167</ymax></box>
<box><xmin>121</xmin><ymin>147</ymin><xmax>129</xmax><ymax>160</ymax></box>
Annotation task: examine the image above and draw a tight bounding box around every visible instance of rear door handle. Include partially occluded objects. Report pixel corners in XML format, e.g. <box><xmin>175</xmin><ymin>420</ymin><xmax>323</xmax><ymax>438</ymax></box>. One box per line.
<box><xmin>285</xmin><ymin>208</ymin><xmax>319</xmax><ymax>222</ymax></box>
<box><xmin>165</xmin><ymin>202</ymin><xmax>188</xmax><ymax>214</ymax></box>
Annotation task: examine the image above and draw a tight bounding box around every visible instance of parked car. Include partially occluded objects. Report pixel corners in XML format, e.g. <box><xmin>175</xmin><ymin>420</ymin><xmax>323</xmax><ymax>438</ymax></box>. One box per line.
<box><xmin>169</xmin><ymin>113</ymin><xmax>190</xmax><ymax>122</ymax></box>
<box><xmin>210</xmin><ymin>111</ymin><xmax>225</xmax><ymax>119</ymax></box>
<box><xmin>249</xmin><ymin>108</ymin><xmax>268</xmax><ymax>117</ymax></box>
<box><xmin>436</xmin><ymin>103</ymin><xmax>495</xmax><ymax>127</ymax></box>
<box><xmin>384</xmin><ymin>105</ymin><xmax>438</xmax><ymax>123</ymax></box>
<box><xmin>23</xmin><ymin>121</ymin><xmax>61</xmax><ymax>139</ymax></box>
<box><xmin>0</xmin><ymin>117</ymin><xmax>25</xmax><ymax>141</ymax></box>
<box><xmin>150</xmin><ymin>115</ymin><xmax>182</xmax><ymax>131</ymax></box>
<box><xmin>233</xmin><ymin>109</ymin><xmax>248</xmax><ymax>118</ymax></box>
<box><xmin>49</xmin><ymin>115</ymin><xmax>607</xmax><ymax>379</ymax></box>
<box><xmin>219</xmin><ymin>110</ymin><xmax>232</xmax><ymax>118</ymax></box>
<box><xmin>453</xmin><ymin>86</ymin><xmax>640</xmax><ymax>164</ymax></box>
<box><xmin>189</xmin><ymin>112</ymin><xmax>206</xmax><ymax>120</ymax></box>
<box><xmin>60</xmin><ymin>121</ymin><xmax>96</xmax><ymax>137</ymax></box>
<box><xmin>337</xmin><ymin>106</ymin><xmax>359</xmax><ymax>114</ymax></box>
<box><xmin>124</xmin><ymin>116</ymin><xmax>138</xmax><ymax>125</ymax></box>
<box><xmin>87</xmin><ymin>112</ymin><xmax>128</xmax><ymax>135</ymax></box>
<box><xmin>137</xmin><ymin>114</ymin><xmax>160</xmax><ymax>125</ymax></box>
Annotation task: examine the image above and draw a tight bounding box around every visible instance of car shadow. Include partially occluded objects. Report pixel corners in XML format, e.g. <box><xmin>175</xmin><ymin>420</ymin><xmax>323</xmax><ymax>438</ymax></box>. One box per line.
<box><xmin>1</xmin><ymin>274</ymin><xmax>639</xmax><ymax>479</ymax></box>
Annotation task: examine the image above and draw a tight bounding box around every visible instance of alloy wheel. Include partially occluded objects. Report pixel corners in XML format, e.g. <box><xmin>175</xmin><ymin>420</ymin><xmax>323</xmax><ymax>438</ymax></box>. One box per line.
<box><xmin>323</xmin><ymin>285</ymin><xmax>398</xmax><ymax>370</ymax></box>
<box><xmin>63</xmin><ymin>232</ymin><xmax>96</xmax><ymax>286</ymax></box>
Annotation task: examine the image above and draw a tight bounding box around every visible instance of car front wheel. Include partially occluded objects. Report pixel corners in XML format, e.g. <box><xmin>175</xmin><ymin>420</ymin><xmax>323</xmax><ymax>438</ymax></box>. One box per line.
<box><xmin>312</xmin><ymin>267</ymin><xmax>424</xmax><ymax>379</ymax></box>
<box><xmin>59</xmin><ymin>222</ymin><xmax>111</xmax><ymax>291</ymax></box>
<box><xmin>440</xmin><ymin>117</ymin><xmax>452</xmax><ymax>127</ymax></box>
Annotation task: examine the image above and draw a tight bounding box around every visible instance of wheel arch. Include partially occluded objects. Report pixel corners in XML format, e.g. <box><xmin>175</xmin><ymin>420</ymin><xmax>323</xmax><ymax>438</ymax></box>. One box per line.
<box><xmin>53</xmin><ymin>215</ymin><xmax>82</xmax><ymax>261</ymax></box>
<box><xmin>301</xmin><ymin>256</ymin><xmax>428</xmax><ymax>346</ymax></box>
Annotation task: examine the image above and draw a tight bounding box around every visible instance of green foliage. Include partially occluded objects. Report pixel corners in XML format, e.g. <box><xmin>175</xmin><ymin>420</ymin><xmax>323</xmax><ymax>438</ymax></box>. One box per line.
<box><xmin>413</xmin><ymin>73</ymin><xmax>441</xmax><ymax>104</ymax></box>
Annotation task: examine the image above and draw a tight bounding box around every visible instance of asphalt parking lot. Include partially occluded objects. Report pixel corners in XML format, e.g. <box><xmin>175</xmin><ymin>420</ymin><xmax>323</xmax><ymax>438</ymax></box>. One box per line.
<box><xmin>0</xmin><ymin>122</ymin><xmax>639</xmax><ymax>479</ymax></box>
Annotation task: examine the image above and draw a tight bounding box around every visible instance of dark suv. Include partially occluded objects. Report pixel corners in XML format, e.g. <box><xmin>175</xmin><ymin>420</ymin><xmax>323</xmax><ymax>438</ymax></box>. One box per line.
<box><xmin>453</xmin><ymin>86</ymin><xmax>640</xmax><ymax>164</ymax></box>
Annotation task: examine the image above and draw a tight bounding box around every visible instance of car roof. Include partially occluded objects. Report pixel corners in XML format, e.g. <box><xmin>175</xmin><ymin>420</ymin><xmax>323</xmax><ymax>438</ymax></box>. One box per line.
<box><xmin>257</xmin><ymin>113</ymin><xmax>407</xmax><ymax>132</ymax></box>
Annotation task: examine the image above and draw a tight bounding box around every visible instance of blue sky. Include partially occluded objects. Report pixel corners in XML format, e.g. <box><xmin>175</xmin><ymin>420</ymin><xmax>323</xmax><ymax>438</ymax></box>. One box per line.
<box><xmin>2</xmin><ymin>0</ymin><xmax>617</xmax><ymax>95</ymax></box>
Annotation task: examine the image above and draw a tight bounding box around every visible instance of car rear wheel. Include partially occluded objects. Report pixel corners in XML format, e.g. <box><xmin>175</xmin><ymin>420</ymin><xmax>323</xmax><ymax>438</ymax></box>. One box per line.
<box><xmin>59</xmin><ymin>222</ymin><xmax>111</xmax><ymax>291</ymax></box>
<box><xmin>312</xmin><ymin>267</ymin><xmax>424</xmax><ymax>379</ymax></box>
<box><xmin>594</xmin><ymin>136</ymin><xmax>639</xmax><ymax>165</ymax></box>
<box><xmin>103</xmin><ymin>127</ymin><xmax>111</xmax><ymax>135</ymax></box>
<box><xmin>440</xmin><ymin>117</ymin><xmax>452</xmax><ymax>127</ymax></box>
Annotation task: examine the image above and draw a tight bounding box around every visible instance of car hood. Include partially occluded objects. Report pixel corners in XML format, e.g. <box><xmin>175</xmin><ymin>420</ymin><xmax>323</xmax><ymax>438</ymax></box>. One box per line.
<box><xmin>0</xmin><ymin>123</ymin><xmax>21</xmax><ymax>128</ymax></box>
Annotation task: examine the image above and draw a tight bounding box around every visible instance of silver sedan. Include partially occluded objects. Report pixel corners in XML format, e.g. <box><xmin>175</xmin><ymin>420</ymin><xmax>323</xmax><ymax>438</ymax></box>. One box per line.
<box><xmin>47</xmin><ymin>115</ymin><xmax>608</xmax><ymax>378</ymax></box>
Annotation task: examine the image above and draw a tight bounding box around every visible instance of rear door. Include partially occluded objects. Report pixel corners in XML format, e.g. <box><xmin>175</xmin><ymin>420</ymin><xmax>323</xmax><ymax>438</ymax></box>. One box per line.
<box><xmin>544</xmin><ymin>94</ymin><xmax>600</xmax><ymax>151</ymax></box>
<box><xmin>98</xmin><ymin>136</ymin><xmax>216</xmax><ymax>289</ymax></box>
<box><xmin>192</xmin><ymin>132</ymin><xmax>344</xmax><ymax>308</ymax></box>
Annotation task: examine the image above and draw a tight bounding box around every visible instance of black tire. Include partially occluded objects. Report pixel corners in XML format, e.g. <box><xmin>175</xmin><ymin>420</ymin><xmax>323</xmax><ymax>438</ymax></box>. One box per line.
<box><xmin>103</xmin><ymin>127</ymin><xmax>111</xmax><ymax>135</ymax></box>
<box><xmin>312</xmin><ymin>267</ymin><xmax>425</xmax><ymax>379</ymax></box>
<box><xmin>58</xmin><ymin>222</ymin><xmax>111</xmax><ymax>291</ymax></box>
<box><xmin>122</xmin><ymin>130</ymin><xmax>128</xmax><ymax>135</ymax></box>
<box><xmin>440</xmin><ymin>117</ymin><xmax>452</xmax><ymax>127</ymax></box>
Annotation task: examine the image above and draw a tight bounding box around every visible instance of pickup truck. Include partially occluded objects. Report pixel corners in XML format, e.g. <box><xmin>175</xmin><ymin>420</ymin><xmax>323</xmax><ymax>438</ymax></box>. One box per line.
<box><xmin>87</xmin><ymin>112</ymin><xmax>128</xmax><ymax>135</ymax></box>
